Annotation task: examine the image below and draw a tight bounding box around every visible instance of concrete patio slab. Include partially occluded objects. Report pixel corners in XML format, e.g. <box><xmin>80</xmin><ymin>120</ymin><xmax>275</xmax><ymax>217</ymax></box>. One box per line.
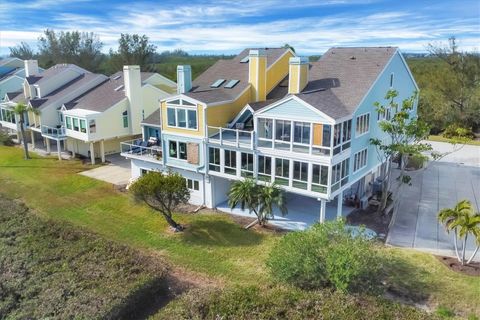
<box><xmin>79</xmin><ymin>154</ymin><xmax>131</xmax><ymax>186</ymax></box>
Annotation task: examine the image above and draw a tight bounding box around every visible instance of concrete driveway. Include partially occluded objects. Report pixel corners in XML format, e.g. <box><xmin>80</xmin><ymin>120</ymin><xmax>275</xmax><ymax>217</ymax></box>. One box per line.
<box><xmin>79</xmin><ymin>154</ymin><xmax>131</xmax><ymax>186</ymax></box>
<box><xmin>387</xmin><ymin>141</ymin><xmax>480</xmax><ymax>260</ymax></box>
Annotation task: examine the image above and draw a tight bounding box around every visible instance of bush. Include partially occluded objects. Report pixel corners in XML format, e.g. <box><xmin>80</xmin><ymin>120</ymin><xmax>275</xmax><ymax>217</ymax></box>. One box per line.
<box><xmin>407</xmin><ymin>154</ymin><xmax>428</xmax><ymax>169</ymax></box>
<box><xmin>267</xmin><ymin>220</ymin><xmax>381</xmax><ymax>293</ymax></box>
<box><xmin>157</xmin><ymin>286</ymin><xmax>438</xmax><ymax>320</ymax></box>
<box><xmin>442</xmin><ymin>124</ymin><xmax>475</xmax><ymax>139</ymax></box>
<box><xmin>0</xmin><ymin>131</ymin><xmax>14</xmax><ymax>146</ymax></box>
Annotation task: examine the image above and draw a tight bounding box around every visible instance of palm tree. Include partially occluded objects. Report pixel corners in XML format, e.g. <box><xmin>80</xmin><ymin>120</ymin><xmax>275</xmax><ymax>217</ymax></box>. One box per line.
<box><xmin>438</xmin><ymin>200</ymin><xmax>480</xmax><ymax>265</ymax></box>
<box><xmin>257</xmin><ymin>182</ymin><xmax>288</xmax><ymax>226</ymax></box>
<box><xmin>228</xmin><ymin>178</ymin><xmax>261</xmax><ymax>226</ymax></box>
<box><xmin>11</xmin><ymin>103</ymin><xmax>39</xmax><ymax>160</ymax></box>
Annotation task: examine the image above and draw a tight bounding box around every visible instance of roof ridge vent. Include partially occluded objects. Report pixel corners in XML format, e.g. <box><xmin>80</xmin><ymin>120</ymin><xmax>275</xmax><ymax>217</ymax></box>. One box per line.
<box><xmin>350</xmin><ymin>56</ymin><xmax>356</xmax><ymax>60</ymax></box>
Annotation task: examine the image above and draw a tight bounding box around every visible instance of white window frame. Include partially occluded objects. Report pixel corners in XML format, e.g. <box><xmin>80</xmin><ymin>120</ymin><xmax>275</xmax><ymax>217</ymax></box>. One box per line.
<box><xmin>353</xmin><ymin>148</ymin><xmax>368</xmax><ymax>173</ymax></box>
<box><xmin>241</xmin><ymin>152</ymin><xmax>254</xmax><ymax>176</ymax></box>
<box><xmin>224</xmin><ymin>149</ymin><xmax>237</xmax><ymax>175</ymax></box>
<box><xmin>208</xmin><ymin>147</ymin><xmax>220</xmax><ymax>171</ymax></box>
<box><xmin>186</xmin><ymin>178</ymin><xmax>200</xmax><ymax>191</ymax></box>
<box><xmin>166</xmin><ymin>104</ymin><xmax>198</xmax><ymax>130</ymax></box>
<box><xmin>355</xmin><ymin>112</ymin><xmax>370</xmax><ymax>137</ymax></box>
<box><xmin>168</xmin><ymin>140</ymin><xmax>188</xmax><ymax>161</ymax></box>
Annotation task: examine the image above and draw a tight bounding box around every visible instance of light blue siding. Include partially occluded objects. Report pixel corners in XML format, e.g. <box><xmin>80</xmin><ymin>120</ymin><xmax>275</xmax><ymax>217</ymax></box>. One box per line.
<box><xmin>349</xmin><ymin>51</ymin><xmax>418</xmax><ymax>183</ymax></box>
<box><xmin>0</xmin><ymin>76</ymin><xmax>24</xmax><ymax>101</ymax></box>
<box><xmin>260</xmin><ymin>97</ymin><xmax>331</xmax><ymax>122</ymax></box>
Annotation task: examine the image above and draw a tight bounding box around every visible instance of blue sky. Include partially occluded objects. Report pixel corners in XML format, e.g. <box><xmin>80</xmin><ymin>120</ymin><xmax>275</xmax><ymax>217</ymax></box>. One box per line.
<box><xmin>0</xmin><ymin>0</ymin><xmax>478</xmax><ymax>56</ymax></box>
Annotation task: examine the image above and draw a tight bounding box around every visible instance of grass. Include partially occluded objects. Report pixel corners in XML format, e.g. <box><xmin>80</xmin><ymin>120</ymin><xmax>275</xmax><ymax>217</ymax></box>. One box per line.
<box><xmin>0</xmin><ymin>145</ymin><xmax>478</xmax><ymax>317</ymax></box>
<box><xmin>428</xmin><ymin>135</ymin><xmax>480</xmax><ymax>146</ymax></box>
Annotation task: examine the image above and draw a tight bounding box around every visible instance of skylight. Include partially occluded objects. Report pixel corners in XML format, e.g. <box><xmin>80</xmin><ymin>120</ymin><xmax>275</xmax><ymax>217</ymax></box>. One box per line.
<box><xmin>113</xmin><ymin>75</ymin><xmax>121</xmax><ymax>80</ymax></box>
<box><xmin>210</xmin><ymin>79</ymin><xmax>226</xmax><ymax>88</ymax></box>
<box><xmin>240</xmin><ymin>56</ymin><xmax>249</xmax><ymax>63</ymax></box>
<box><xmin>114</xmin><ymin>85</ymin><xmax>124</xmax><ymax>91</ymax></box>
<box><xmin>224</xmin><ymin>79</ymin><xmax>240</xmax><ymax>89</ymax></box>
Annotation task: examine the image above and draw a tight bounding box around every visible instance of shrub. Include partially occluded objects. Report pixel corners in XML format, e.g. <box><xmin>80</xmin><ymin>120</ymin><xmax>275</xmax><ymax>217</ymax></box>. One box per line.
<box><xmin>407</xmin><ymin>154</ymin><xmax>428</xmax><ymax>169</ymax></box>
<box><xmin>267</xmin><ymin>220</ymin><xmax>381</xmax><ymax>293</ymax></box>
<box><xmin>435</xmin><ymin>305</ymin><xmax>455</xmax><ymax>318</ymax></box>
<box><xmin>442</xmin><ymin>124</ymin><xmax>475</xmax><ymax>139</ymax></box>
<box><xmin>0</xmin><ymin>131</ymin><xmax>14</xmax><ymax>146</ymax></box>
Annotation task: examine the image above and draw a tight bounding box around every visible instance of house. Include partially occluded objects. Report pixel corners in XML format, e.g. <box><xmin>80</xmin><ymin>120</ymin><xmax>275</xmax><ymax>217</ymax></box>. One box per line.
<box><xmin>121</xmin><ymin>46</ymin><xmax>418</xmax><ymax>222</ymax></box>
<box><xmin>0</xmin><ymin>61</ymin><xmax>176</xmax><ymax>163</ymax></box>
<box><xmin>0</xmin><ymin>58</ymin><xmax>44</xmax><ymax>102</ymax></box>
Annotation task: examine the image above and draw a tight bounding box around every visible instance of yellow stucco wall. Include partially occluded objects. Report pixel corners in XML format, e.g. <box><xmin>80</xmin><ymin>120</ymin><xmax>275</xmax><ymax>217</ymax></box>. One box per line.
<box><xmin>288</xmin><ymin>62</ymin><xmax>308</xmax><ymax>94</ymax></box>
<box><xmin>161</xmin><ymin>100</ymin><xmax>205</xmax><ymax>137</ymax></box>
<box><xmin>249</xmin><ymin>56</ymin><xmax>267</xmax><ymax>102</ymax></box>
<box><xmin>206</xmin><ymin>87</ymin><xmax>251</xmax><ymax>128</ymax></box>
<box><xmin>266</xmin><ymin>51</ymin><xmax>294</xmax><ymax>94</ymax></box>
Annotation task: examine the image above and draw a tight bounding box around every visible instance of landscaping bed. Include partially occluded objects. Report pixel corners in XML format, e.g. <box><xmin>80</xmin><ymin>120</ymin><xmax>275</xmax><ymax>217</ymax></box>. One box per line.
<box><xmin>436</xmin><ymin>256</ymin><xmax>480</xmax><ymax>276</ymax></box>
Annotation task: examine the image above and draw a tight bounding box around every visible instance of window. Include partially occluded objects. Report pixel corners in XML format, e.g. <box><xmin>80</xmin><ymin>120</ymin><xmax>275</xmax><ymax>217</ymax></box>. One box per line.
<box><xmin>80</xmin><ymin>119</ymin><xmax>86</xmax><ymax>133</ymax></box>
<box><xmin>224</xmin><ymin>150</ymin><xmax>237</xmax><ymax>175</ymax></box>
<box><xmin>169</xmin><ymin>140</ymin><xmax>187</xmax><ymax>160</ymax></box>
<box><xmin>258</xmin><ymin>118</ymin><xmax>273</xmax><ymax>139</ymax></box>
<box><xmin>123</xmin><ymin>111</ymin><xmax>128</xmax><ymax>128</ymax></box>
<box><xmin>355</xmin><ymin>113</ymin><xmax>370</xmax><ymax>136</ymax></box>
<box><xmin>211</xmin><ymin>79</ymin><xmax>225</xmax><ymax>88</ymax></box>
<box><xmin>224</xmin><ymin>79</ymin><xmax>239</xmax><ymax>89</ymax></box>
<box><xmin>293</xmin><ymin>122</ymin><xmax>310</xmax><ymax>144</ymax></box>
<box><xmin>73</xmin><ymin>118</ymin><xmax>79</xmax><ymax>131</ymax></box>
<box><xmin>331</xmin><ymin>159</ymin><xmax>349</xmax><ymax>191</ymax></box>
<box><xmin>167</xmin><ymin>107</ymin><xmax>197</xmax><ymax>130</ymax></box>
<box><xmin>58</xmin><ymin>111</ymin><xmax>63</xmax><ymax>123</ymax></box>
<box><xmin>390</xmin><ymin>73</ymin><xmax>394</xmax><ymax>87</ymax></box>
<box><xmin>186</xmin><ymin>179</ymin><xmax>200</xmax><ymax>191</ymax></box>
<box><xmin>333</xmin><ymin>120</ymin><xmax>352</xmax><ymax>155</ymax></box>
<box><xmin>275</xmin><ymin>158</ymin><xmax>289</xmax><ymax>186</ymax></box>
<box><xmin>353</xmin><ymin>148</ymin><xmax>368</xmax><ymax>172</ymax></box>
<box><xmin>293</xmin><ymin>161</ymin><xmax>308</xmax><ymax>189</ymax></box>
<box><xmin>140</xmin><ymin>169</ymin><xmax>150</xmax><ymax>176</ymax></box>
<box><xmin>258</xmin><ymin>156</ymin><xmax>271</xmax><ymax>182</ymax></box>
<box><xmin>312</xmin><ymin>164</ymin><xmax>328</xmax><ymax>193</ymax></box>
<box><xmin>66</xmin><ymin>116</ymin><xmax>72</xmax><ymax>129</ymax></box>
<box><xmin>241</xmin><ymin>153</ymin><xmax>254</xmax><ymax>177</ymax></box>
<box><xmin>209</xmin><ymin>147</ymin><xmax>220</xmax><ymax>171</ymax></box>
<box><xmin>89</xmin><ymin>120</ymin><xmax>96</xmax><ymax>133</ymax></box>
<box><xmin>377</xmin><ymin>107</ymin><xmax>392</xmax><ymax>122</ymax></box>
<box><xmin>275</xmin><ymin>120</ymin><xmax>291</xmax><ymax>142</ymax></box>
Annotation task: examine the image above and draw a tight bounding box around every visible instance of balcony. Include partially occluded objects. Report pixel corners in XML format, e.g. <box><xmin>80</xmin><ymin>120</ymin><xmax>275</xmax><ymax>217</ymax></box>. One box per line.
<box><xmin>207</xmin><ymin>126</ymin><xmax>254</xmax><ymax>149</ymax></box>
<box><xmin>120</xmin><ymin>139</ymin><xmax>163</xmax><ymax>163</ymax></box>
<box><xmin>41</xmin><ymin>125</ymin><xmax>66</xmax><ymax>139</ymax></box>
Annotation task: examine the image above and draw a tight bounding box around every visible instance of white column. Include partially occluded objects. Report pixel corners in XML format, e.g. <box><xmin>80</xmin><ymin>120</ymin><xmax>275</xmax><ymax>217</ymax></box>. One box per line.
<box><xmin>236</xmin><ymin>150</ymin><xmax>241</xmax><ymax>177</ymax></box>
<box><xmin>337</xmin><ymin>190</ymin><xmax>343</xmax><ymax>219</ymax></box>
<box><xmin>100</xmin><ymin>140</ymin><xmax>105</xmax><ymax>163</ymax></box>
<box><xmin>319</xmin><ymin>200</ymin><xmax>326</xmax><ymax>223</ymax></box>
<box><xmin>30</xmin><ymin>131</ymin><xmax>35</xmax><ymax>149</ymax></box>
<box><xmin>46</xmin><ymin>138</ymin><xmax>51</xmax><ymax>154</ymax></box>
<box><xmin>57</xmin><ymin>140</ymin><xmax>61</xmax><ymax>160</ymax></box>
<box><xmin>89</xmin><ymin>142</ymin><xmax>95</xmax><ymax>165</ymax></box>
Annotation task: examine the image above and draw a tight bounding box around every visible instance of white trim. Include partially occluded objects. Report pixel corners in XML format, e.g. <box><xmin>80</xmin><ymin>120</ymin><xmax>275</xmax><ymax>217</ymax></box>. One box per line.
<box><xmin>165</xmin><ymin>105</ymin><xmax>199</xmax><ymax>131</ymax></box>
<box><xmin>355</xmin><ymin>112</ymin><xmax>370</xmax><ymax>138</ymax></box>
<box><xmin>228</xmin><ymin>104</ymin><xmax>254</xmax><ymax>128</ymax></box>
<box><xmin>353</xmin><ymin>148</ymin><xmax>368</xmax><ymax>173</ymax></box>
<box><xmin>166</xmin><ymin>139</ymin><xmax>189</xmax><ymax>162</ymax></box>
<box><xmin>396</xmin><ymin>49</ymin><xmax>420</xmax><ymax>91</ymax></box>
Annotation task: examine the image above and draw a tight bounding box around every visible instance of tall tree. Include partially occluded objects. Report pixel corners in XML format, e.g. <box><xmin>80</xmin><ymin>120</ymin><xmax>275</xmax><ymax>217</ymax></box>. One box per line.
<box><xmin>426</xmin><ymin>37</ymin><xmax>480</xmax><ymax>130</ymax></box>
<box><xmin>11</xmin><ymin>103</ymin><xmax>40</xmax><ymax>160</ymax></box>
<box><xmin>9</xmin><ymin>42</ymin><xmax>35</xmax><ymax>60</ymax></box>
<box><xmin>108</xmin><ymin>34</ymin><xmax>157</xmax><ymax>72</ymax></box>
<box><xmin>370</xmin><ymin>90</ymin><xmax>432</xmax><ymax>214</ymax></box>
<box><xmin>38</xmin><ymin>29</ymin><xmax>104</xmax><ymax>71</ymax></box>
<box><xmin>129</xmin><ymin>171</ymin><xmax>189</xmax><ymax>232</ymax></box>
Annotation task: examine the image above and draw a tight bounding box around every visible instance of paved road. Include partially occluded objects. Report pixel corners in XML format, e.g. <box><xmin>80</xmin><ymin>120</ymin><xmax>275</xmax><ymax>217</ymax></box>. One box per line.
<box><xmin>387</xmin><ymin>141</ymin><xmax>480</xmax><ymax>260</ymax></box>
<box><xmin>79</xmin><ymin>154</ymin><xmax>131</xmax><ymax>186</ymax></box>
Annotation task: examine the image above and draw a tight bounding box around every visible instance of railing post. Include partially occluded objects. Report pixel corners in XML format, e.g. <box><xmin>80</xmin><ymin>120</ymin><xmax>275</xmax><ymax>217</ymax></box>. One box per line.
<box><xmin>251</xmin><ymin>132</ymin><xmax>254</xmax><ymax>149</ymax></box>
<box><xmin>219</xmin><ymin>127</ymin><xmax>223</xmax><ymax>146</ymax></box>
<box><xmin>236</xmin><ymin>130</ymin><xmax>240</xmax><ymax>147</ymax></box>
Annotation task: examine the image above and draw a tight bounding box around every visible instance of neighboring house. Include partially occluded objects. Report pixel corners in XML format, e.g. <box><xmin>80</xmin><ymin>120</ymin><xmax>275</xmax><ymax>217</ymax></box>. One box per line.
<box><xmin>122</xmin><ymin>47</ymin><xmax>418</xmax><ymax>221</ymax></box>
<box><xmin>0</xmin><ymin>60</ymin><xmax>176</xmax><ymax>163</ymax></box>
<box><xmin>0</xmin><ymin>58</ymin><xmax>44</xmax><ymax>101</ymax></box>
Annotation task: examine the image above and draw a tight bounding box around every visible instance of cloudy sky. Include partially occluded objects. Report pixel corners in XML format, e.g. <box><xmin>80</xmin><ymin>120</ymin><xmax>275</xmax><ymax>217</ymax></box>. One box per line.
<box><xmin>0</xmin><ymin>0</ymin><xmax>478</xmax><ymax>56</ymax></box>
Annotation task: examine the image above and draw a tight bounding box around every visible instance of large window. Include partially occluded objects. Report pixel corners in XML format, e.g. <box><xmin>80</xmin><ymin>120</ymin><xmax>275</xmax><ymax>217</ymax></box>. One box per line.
<box><xmin>65</xmin><ymin>116</ymin><xmax>72</xmax><ymax>129</ymax></box>
<box><xmin>353</xmin><ymin>148</ymin><xmax>368</xmax><ymax>172</ymax></box>
<box><xmin>258</xmin><ymin>156</ymin><xmax>272</xmax><ymax>182</ymax></box>
<box><xmin>333</xmin><ymin>120</ymin><xmax>352</xmax><ymax>155</ymax></box>
<box><xmin>292</xmin><ymin>161</ymin><xmax>308</xmax><ymax>189</ymax></box>
<box><xmin>169</xmin><ymin>140</ymin><xmax>187</xmax><ymax>160</ymax></box>
<box><xmin>224</xmin><ymin>149</ymin><xmax>237</xmax><ymax>175</ymax></box>
<box><xmin>80</xmin><ymin>119</ymin><xmax>86</xmax><ymax>133</ymax></box>
<box><xmin>209</xmin><ymin>147</ymin><xmax>220</xmax><ymax>171</ymax></box>
<box><xmin>332</xmin><ymin>158</ymin><xmax>349</xmax><ymax>191</ymax></box>
<box><xmin>275</xmin><ymin>158</ymin><xmax>290</xmax><ymax>186</ymax></box>
<box><xmin>167</xmin><ymin>106</ymin><xmax>197</xmax><ymax>130</ymax></box>
<box><xmin>258</xmin><ymin>118</ymin><xmax>273</xmax><ymax>148</ymax></box>
<box><xmin>293</xmin><ymin>122</ymin><xmax>310</xmax><ymax>153</ymax></box>
<box><xmin>355</xmin><ymin>113</ymin><xmax>370</xmax><ymax>136</ymax></box>
<box><xmin>73</xmin><ymin>118</ymin><xmax>79</xmax><ymax>131</ymax></box>
<box><xmin>241</xmin><ymin>153</ymin><xmax>254</xmax><ymax>177</ymax></box>
<box><xmin>275</xmin><ymin>120</ymin><xmax>291</xmax><ymax>142</ymax></box>
<box><xmin>0</xmin><ymin>108</ymin><xmax>16</xmax><ymax>124</ymax></box>
<box><xmin>312</xmin><ymin>164</ymin><xmax>329</xmax><ymax>193</ymax></box>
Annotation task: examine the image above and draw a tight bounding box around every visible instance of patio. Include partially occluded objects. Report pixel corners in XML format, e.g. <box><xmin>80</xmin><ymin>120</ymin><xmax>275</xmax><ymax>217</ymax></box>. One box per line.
<box><xmin>216</xmin><ymin>192</ymin><xmax>356</xmax><ymax>230</ymax></box>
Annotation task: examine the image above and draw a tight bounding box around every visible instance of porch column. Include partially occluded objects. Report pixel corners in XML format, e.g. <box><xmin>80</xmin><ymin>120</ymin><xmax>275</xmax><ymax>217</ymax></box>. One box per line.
<box><xmin>337</xmin><ymin>190</ymin><xmax>343</xmax><ymax>219</ymax></box>
<box><xmin>100</xmin><ymin>140</ymin><xmax>105</xmax><ymax>163</ymax></box>
<box><xmin>30</xmin><ymin>131</ymin><xmax>35</xmax><ymax>149</ymax></box>
<box><xmin>319</xmin><ymin>199</ymin><xmax>326</xmax><ymax>223</ymax></box>
<box><xmin>89</xmin><ymin>142</ymin><xmax>95</xmax><ymax>165</ymax></box>
<box><xmin>46</xmin><ymin>138</ymin><xmax>51</xmax><ymax>154</ymax></box>
<box><xmin>56</xmin><ymin>140</ymin><xmax>61</xmax><ymax>160</ymax></box>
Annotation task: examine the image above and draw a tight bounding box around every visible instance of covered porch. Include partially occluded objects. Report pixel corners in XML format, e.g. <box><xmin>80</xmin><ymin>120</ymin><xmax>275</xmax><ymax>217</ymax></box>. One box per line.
<box><xmin>216</xmin><ymin>192</ymin><xmax>356</xmax><ymax>231</ymax></box>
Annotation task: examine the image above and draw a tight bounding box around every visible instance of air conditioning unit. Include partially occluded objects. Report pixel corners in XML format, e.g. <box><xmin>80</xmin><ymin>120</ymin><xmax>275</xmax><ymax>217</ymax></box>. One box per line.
<box><xmin>360</xmin><ymin>196</ymin><xmax>369</xmax><ymax>209</ymax></box>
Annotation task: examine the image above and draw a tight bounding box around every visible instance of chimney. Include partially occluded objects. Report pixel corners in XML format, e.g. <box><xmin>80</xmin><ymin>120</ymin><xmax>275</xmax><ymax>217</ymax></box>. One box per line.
<box><xmin>248</xmin><ymin>49</ymin><xmax>267</xmax><ymax>102</ymax></box>
<box><xmin>123</xmin><ymin>65</ymin><xmax>143</xmax><ymax>134</ymax></box>
<box><xmin>176</xmin><ymin>65</ymin><xmax>192</xmax><ymax>94</ymax></box>
<box><xmin>24</xmin><ymin>60</ymin><xmax>39</xmax><ymax>77</ymax></box>
<box><xmin>288</xmin><ymin>57</ymin><xmax>309</xmax><ymax>94</ymax></box>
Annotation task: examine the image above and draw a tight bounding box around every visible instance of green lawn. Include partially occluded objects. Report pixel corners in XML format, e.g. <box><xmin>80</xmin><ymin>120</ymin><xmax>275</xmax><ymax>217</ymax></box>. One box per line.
<box><xmin>0</xmin><ymin>145</ymin><xmax>478</xmax><ymax>317</ymax></box>
<box><xmin>428</xmin><ymin>135</ymin><xmax>480</xmax><ymax>146</ymax></box>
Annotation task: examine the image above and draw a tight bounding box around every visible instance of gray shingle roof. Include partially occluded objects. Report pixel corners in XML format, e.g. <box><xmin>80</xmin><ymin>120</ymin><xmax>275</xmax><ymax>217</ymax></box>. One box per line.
<box><xmin>186</xmin><ymin>48</ymin><xmax>289</xmax><ymax>104</ymax></box>
<box><xmin>65</xmin><ymin>71</ymin><xmax>159</xmax><ymax>112</ymax></box>
<box><xmin>295</xmin><ymin>47</ymin><xmax>397</xmax><ymax>119</ymax></box>
<box><xmin>141</xmin><ymin>108</ymin><xmax>161</xmax><ymax>127</ymax></box>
